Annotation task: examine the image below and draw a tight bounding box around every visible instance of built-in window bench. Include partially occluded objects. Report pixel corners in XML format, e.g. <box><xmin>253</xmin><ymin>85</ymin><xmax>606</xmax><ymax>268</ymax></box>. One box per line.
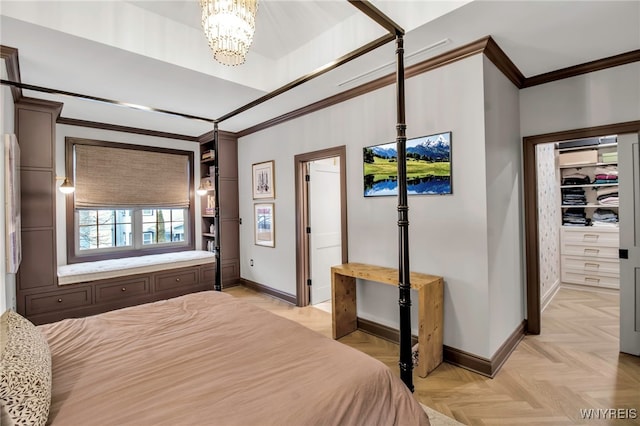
<box><xmin>26</xmin><ymin>251</ymin><xmax>216</xmax><ymax>325</ymax></box>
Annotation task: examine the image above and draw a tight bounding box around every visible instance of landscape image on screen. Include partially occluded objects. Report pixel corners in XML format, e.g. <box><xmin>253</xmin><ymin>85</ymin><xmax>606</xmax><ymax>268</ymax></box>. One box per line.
<box><xmin>363</xmin><ymin>131</ymin><xmax>451</xmax><ymax>197</ymax></box>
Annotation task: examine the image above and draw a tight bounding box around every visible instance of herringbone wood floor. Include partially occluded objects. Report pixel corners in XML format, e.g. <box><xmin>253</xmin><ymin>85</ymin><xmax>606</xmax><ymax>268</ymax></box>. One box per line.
<box><xmin>224</xmin><ymin>286</ymin><xmax>640</xmax><ymax>425</ymax></box>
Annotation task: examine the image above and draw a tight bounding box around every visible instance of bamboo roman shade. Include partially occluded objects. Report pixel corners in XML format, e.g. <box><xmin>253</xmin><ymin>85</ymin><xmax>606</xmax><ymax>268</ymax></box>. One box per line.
<box><xmin>74</xmin><ymin>144</ymin><xmax>190</xmax><ymax>209</ymax></box>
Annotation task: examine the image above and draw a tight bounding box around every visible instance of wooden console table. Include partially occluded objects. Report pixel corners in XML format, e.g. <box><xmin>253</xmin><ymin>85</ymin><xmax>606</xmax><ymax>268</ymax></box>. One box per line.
<box><xmin>331</xmin><ymin>262</ymin><xmax>443</xmax><ymax>377</ymax></box>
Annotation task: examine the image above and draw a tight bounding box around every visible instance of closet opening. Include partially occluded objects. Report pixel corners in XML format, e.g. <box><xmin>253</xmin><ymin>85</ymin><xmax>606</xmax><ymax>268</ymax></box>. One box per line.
<box><xmin>524</xmin><ymin>121</ymin><xmax>640</xmax><ymax>356</ymax></box>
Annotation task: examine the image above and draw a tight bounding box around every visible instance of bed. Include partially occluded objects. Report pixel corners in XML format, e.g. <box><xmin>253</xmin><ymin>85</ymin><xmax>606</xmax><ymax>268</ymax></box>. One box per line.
<box><xmin>1</xmin><ymin>290</ymin><xmax>429</xmax><ymax>425</ymax></box>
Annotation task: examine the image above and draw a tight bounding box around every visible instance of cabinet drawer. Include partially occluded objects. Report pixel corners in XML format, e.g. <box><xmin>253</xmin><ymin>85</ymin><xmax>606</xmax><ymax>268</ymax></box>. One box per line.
<box><xmin>154</xmin><ymin>268</ymin><xmax>199</xmax><ymax>292</ymax></box>
<box><xmin>561</xmin><ymin>256</ymin><xmax>619</xmax><ymax>276</ymax></box>
<box><xmin>560</xmin><ymin>244</ymin><xmax>619</xmax><ymax>259</ymax></box>
<box><xmin>96</xmin><ymin>277</ymin><xmax>150</xmax><ymax>303</ymax></box>
<box><xmin>561</xmin><ymin>228</ymin><xmax>619</xmax><ymax>247</ymax></box>
<box><xmin>200</xmin><ymin>265</ymin><xmax>216</xmax><ymax>287</ymax></box>
<box><xmin>26</xmin><ymin>288</ymin><xmax>92</xmax><ymax>315</ymax></box>
<box><xmin>561</xmin><ymin>270</ymin><xmax>619</xmax><ymax>289</ymax></box>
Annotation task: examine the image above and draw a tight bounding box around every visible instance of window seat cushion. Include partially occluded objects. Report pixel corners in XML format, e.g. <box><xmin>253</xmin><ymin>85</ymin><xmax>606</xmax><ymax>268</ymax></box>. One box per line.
<box><xmin>57</xmin><ymin>251</ymin><xmax>216</xmax><ymax>285</ymax></box>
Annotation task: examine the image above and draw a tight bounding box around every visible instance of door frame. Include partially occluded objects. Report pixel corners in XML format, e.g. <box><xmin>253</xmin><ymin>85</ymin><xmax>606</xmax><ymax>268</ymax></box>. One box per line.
<box><xmin>523</xmin><ymin>120</ymin><xmax>640</xmax><ymax>334</ymax></box>
<box><xmin>294</xmin><ymin>146</ymin><xmax>348</xmax><ymax>307</ymax></box>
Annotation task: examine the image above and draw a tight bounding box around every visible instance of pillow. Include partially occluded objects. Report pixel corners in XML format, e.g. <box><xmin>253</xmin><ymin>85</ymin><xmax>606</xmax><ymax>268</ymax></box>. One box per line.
<box><xmin>0</xmin><ymin>310</ymin><xmax>52</xmax><ymax>426</ymax></box>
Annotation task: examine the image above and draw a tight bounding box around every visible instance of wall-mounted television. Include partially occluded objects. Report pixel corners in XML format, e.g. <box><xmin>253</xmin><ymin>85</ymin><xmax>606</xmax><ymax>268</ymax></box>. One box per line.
<box><xmin>363</xmin><ymin>131</ymin><xmax>452</xmax><ymax>197</ymax></box>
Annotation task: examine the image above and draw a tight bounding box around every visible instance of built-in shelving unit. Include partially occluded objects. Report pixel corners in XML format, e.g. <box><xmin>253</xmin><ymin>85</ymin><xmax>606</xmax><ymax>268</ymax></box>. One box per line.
<box><xmin>557</xmin><ymin>136</ymin><xmax>619</xmax><ymax>290</ymax></box>
<box><xmin>199</xmin><ymin>139</ymin><xmax>218</xmax><ymax>266</ymax></box>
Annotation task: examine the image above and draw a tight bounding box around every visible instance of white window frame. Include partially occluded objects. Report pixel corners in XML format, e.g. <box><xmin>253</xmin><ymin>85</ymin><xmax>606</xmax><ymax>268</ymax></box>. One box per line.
<box><xmin>75</xmin><ymin>208</ymin><xmax>189</xmax><ymax>257</ymax></box>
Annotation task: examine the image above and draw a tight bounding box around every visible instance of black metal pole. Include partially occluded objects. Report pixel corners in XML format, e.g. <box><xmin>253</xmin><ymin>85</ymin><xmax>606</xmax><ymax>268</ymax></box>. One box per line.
<box><xmin>213</xmin><ymin>123</ymin><xmax>222</xmax><ymax>291</ymax></box>
<box><xmin>395</xmin><ymin>34</ymin><xmax>413</xmax><ymax>392</ymax></box>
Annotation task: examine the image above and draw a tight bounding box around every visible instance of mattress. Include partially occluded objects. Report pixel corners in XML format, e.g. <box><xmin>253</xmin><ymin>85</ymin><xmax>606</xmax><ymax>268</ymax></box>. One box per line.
<box><xmin>39</xmin><ymin>291</ymin><xmax>429</xmax><ymax>425</ymax></box>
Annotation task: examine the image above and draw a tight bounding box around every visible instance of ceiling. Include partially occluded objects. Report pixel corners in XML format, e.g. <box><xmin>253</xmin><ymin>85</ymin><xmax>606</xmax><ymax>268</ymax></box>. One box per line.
<box><xmin>1</xmin><ymin>1</ymin><xmax>639</xmax><ymax>137</ymax></box>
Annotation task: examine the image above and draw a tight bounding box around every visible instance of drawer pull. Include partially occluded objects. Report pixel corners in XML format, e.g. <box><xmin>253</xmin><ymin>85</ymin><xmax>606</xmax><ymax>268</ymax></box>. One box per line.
<box><xmin>57</xmin><ymin>298</ymin><xmax>63</xmax><ymax>303</ymax></box>
<box><xmin>121</xmin><ymin>287</ymin><xmax>127</xmax><ymax>292</ymax></box>
<box><xmin>175</xmin><ymin>278</ymin><xmax>181</xmax><ymax>282</ymax></box>
<box><xmin>584</xmin><ymin>263</ymin><xmax>600</xmax><ymax>269</ymax></box>
<box><xmin>583</xmin><ymin>234</ymin><xmax>599</xmax><ymax>241</ymax></box>
<box><xmin>584</xmin><ymin>248</ymin><xmax>600</xmax><ymax>255</ymax></box>
<box><xmin>585</xmin><ymin>277</ymin><xmax>600</xmax><ymax>283</ymax></box>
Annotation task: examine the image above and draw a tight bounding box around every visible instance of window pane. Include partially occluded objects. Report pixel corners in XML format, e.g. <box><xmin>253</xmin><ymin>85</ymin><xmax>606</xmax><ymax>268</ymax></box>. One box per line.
<box><xmin>143</xmin><ymin>232</ymin><xmax>154</xmax><ymax>245</ymax></box>
<box><xmin>172</xmin><ymin>222</ymin><xmax>184</xmax><ymax>242</ymax></box>
<box><xmin>98</xmin><ymin>210</ymin><xmax>115</xmax><ymax>224</ymax></box>
<box><xmin>172</xmin><ymin>209</ymin><xmax>184</xmax><ymax>221</ymax></box>
<box><xmin>78</xmin><ymin>210</ymin><xmax>97</xmax><ymax>226</ymax></box>
<box><xmin>115</xmin><ymin>223</ymin><xmax>132</xmax><ymax>246</ymax></box>
<box><xmin>97</xmin><ymin>224</ymin><xmax>115</xmax><ymax>248</ymax></box>
<box><xmin>116</xmin><ymin>210</ymin><xmax>132</xmax><ymax>224</ymax></box>
<box><xmin>142</xmin><ymin>210</ymin><xmax>157</xmax><ymax>223</ymax></box>
<box><xmin>79</xmin><ymin>225</ymin><xmax>98</xmax><ymax>250</ymax></box>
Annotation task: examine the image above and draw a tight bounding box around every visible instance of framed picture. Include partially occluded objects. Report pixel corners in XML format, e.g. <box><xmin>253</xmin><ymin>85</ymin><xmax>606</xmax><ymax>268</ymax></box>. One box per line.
<box><xmin>4</xmin><ymin>134</ymin><xmax>21</xmax><ymax>273</ymax></box>
<box><xmin>363</xmin><ymin>131</ymin><xmax>452</xmax><ymax>197</ymax></box>
<box><xmin>254</xmin><ymin>203</ymin><xmax>275</xmax><ymax>247</ymax></box>
<box><xmin>252</xmin><ymin>160</ymin><xmax>275</xmax><ymax>199</ymax></box>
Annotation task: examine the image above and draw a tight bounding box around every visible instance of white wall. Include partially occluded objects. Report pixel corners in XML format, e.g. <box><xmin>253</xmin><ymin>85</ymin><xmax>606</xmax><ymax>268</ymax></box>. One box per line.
<box><xmin>1</xmin><ymin>82</ymin><xmax>16</xmax><ymax>313</ymax></box>
<box><xmin>520</xmin><ymin>62</ymin><xmax>640</xmax><ymax>137</ymax></box>
<box><xmin>483</xmin><ymin>57</ymin><xmax>525</xmax><ymax>355</ymax></box>
<box><xmin>239</xmin><ymin>54</ymin><xmax>505</xmax><ymax>357</ymax></box>
<box><xmin>54</xmin><ymin>124</ymin><xmax>201</xmax><ymax>266</ymax></box>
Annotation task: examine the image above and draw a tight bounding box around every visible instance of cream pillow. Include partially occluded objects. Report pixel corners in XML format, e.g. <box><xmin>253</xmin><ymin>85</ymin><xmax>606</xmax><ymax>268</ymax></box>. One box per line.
<box><xmin>0</xmin><ymin>310</ymin><xmax>52</xmax><ymax>426</ymax></box>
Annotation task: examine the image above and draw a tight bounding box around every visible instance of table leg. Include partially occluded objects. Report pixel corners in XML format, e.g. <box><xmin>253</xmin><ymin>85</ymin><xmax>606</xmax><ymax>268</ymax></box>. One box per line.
<box><xmin>417</xmin><ymin>279</ymin><xmax>444</xmax><ymax>377</ymax></box>
<box><xmin>332</xmin><ymin>271</ymin><xmax>357</xmax><ymax>339</ymax></box>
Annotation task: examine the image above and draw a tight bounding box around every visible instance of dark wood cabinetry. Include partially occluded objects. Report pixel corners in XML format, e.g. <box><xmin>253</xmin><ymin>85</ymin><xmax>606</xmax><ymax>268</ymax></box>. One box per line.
<box><xmin>24</xmin><ymin>264</ymin><xmax>214</xmax><ymax>325</ymax></box>
<box><xmin>15</xmin><ymin>98</ymin><xmax>238</xmax><ymax>323</ymax></box>
<box><xmin>15</xmin><ymin>99</ymin><xmax>62</xmax><ymax>315</ymax></box>
<box><xmin>200</xmin><ymin>131</ymin><xmax>240</xmax><ymax>288</ymax></box>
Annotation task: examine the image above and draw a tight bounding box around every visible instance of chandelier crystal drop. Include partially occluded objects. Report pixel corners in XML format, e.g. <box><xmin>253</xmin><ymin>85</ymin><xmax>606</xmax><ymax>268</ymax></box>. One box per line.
<box><xmin>200</xmin><ymin>0</ymin><xmax>258</xmax><ymax>66</ymax></box>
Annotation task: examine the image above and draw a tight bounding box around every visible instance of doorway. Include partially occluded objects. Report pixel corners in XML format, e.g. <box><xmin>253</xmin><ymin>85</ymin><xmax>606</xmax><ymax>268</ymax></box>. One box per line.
<box><xmin>523</xmin><ymin>121</ymin><xmax>640</xmax><ymax>356</ymax></box>
<box><xmin>294</xmin><ymin>146</ymin><xmax>348</xmax><ymax>307</ymax></box>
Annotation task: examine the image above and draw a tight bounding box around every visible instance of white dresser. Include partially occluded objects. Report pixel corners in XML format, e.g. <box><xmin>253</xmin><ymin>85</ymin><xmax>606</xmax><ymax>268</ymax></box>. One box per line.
<box><xmin>560</xmin><ymin>227</ymin><xmax>620</xmax><ymax>289</ymax></box>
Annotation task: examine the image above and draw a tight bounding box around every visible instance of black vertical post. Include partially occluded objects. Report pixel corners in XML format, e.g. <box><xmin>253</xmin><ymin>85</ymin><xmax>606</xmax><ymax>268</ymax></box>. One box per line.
<box><xmin>213</xmin><ymin>123</ymin><xmax>222</xmax><ymax>291</ymax></box>
<box><xmin>395</xmin><ymin>34</ymin><xmax>413</xmax><ymax>392</ymax></box>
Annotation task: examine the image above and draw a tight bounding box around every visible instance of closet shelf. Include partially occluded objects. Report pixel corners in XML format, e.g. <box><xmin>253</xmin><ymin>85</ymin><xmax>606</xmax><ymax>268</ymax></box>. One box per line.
<box><xmin>560</xmin><ymin>183</ymin><xmax>618</xmax><ymax>189</ymax></box>
<box><xmin>559</xmin><ymin>162</ymin><xmax>617</xmax><ymax>169</ymax></box>
<box><xmin>561</xmin><ymin>204</ymin><xmax>619</xmax><ymax>208</ymax></box>
<box><xmin>557</xmin><ymin>142</ymin><xmax>618</xmax><ymax>153</ymax></box>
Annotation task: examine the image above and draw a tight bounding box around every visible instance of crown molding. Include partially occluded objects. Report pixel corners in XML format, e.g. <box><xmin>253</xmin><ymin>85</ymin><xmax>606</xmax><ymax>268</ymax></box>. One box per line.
<box><xmin>1</xmin><ymin>45</ymin><xmax>22</xmax><ymax>102</ymax></box>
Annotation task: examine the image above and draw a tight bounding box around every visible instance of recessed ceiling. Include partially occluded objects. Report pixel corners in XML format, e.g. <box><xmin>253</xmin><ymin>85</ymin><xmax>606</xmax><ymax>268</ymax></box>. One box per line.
<box><xmin>1</xmin><ymin>1</ymin><xmax>638</xmax><ymax>135</ymax></box>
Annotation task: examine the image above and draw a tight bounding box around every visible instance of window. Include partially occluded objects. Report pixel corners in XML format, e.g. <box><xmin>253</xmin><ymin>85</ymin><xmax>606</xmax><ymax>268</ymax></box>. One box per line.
<box><xmin>77</xmin><ymin>208</ymin><xmax>187</xmax><ymax>253</ymax></box>
<box><xmin>66</xmin><ymin>137</ymin><xmax>195</xmax><ymax>263</ymax></box>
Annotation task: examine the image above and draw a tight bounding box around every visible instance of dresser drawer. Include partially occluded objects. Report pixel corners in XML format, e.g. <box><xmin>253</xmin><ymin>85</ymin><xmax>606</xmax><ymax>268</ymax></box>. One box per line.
<box><xmin>26</xmin><ymin>287</ymin><xmax>92</xmax><ymax>315</ymax></box>
<box><xmin>561</xmin><ymin>228</ymin><xmax>619</xmax><ymax>247</ymax></box>
<box><xmin>154</xmin><ymin>267</ymin><xmax>199</xmax><ymax>292</ymax></box>
<box><xmin>561</xmin><ymin>255</ymin><xmax>619</xmax><ymax>276</ymax></box>
<box><xmin>560</xmin><ymin>244</ymin><xmax>619</xmax><ymax>259</ymax></box>
<box><xmin>561</xmin><ymin>270</ymin><xmax>619</xmax><ymax>289</ymax></box>
<box><xmin>96</xmin><ymin>276</ymin><xmax>150</xmax><ymax>303</ymax></box>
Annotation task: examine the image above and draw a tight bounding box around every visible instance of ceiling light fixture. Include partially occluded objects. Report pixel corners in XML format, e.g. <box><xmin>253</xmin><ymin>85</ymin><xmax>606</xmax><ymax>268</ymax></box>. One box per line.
<box><xmin>200</xmin><ymin>0</ymin><xmax>258</xmax><ymax>66</ymax></box>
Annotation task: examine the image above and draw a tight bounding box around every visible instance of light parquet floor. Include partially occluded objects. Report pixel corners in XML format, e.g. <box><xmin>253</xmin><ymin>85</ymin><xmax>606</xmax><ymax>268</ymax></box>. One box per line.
<box><xmin>224</xmin><ymin>286</ymin><xmax>640</xmax><ymax>425</ymax></box>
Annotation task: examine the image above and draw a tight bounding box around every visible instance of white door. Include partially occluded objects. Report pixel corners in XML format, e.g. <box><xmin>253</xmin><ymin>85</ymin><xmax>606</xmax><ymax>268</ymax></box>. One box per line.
<box><xmin>618</xmin><ymin>132</ymin><xmax>640</xmax><ymax>355</ymax></box>
<box><xmin>308</xmin><ymin>158</ymin><xmax>342</xmax><ymax>304</ymax></box>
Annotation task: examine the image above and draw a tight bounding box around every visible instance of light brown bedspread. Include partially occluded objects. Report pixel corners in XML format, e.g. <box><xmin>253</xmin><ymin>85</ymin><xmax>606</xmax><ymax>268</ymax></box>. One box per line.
<box><xmin>39</xmin><ymin>291</ymin><xmax>429</xmax><ymax>426</ymax></box>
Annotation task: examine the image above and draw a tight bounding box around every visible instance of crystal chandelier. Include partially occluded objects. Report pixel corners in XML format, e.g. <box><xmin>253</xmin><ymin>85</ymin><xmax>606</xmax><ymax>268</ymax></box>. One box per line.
<box><xmin>200</xmin><ymin>0</ymin><xmax>258</xmax><ymax>66</ymax></box>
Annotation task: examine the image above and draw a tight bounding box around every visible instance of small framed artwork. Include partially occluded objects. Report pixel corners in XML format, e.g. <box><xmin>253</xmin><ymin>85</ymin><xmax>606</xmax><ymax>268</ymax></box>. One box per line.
<box><xmin>252</xmin><ymin>160</ymin><xmax>275</xmax><ymax>199</ymax></box>
<box><xmin>254</xmin><ymin>203</ymin><xmax>275</xmax><ymax>247</ymax></box>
